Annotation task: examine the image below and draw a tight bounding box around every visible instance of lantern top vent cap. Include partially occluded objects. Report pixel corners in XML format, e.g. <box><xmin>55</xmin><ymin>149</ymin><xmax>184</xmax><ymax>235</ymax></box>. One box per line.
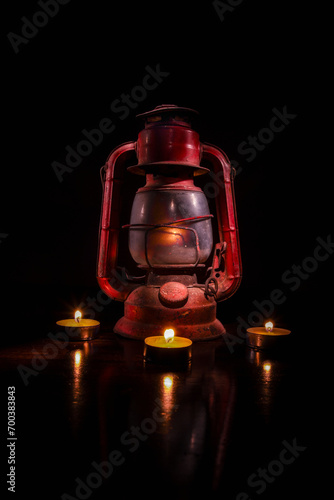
<box><xmin>136</xmin><ymin>104</ymin><xmax>199</xmax><ymax>122</ymax></box>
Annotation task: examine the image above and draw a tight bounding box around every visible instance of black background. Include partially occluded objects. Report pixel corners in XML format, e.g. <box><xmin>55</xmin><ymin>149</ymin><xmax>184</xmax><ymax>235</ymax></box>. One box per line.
<box><xmin>1</xmin><ymin>2</ymin><xmax>331</xmax><ymax>500</ymax></box>
<box><xmin>2</xmin><ymin>0</ymin><xmax>330</xmax><ymax>342</ymax></box>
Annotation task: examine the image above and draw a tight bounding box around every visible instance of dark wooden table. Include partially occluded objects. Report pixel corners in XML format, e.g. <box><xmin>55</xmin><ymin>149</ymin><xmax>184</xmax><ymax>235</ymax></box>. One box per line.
<box><xmin>1</xmin><ymin>324</ymin><xmax>319</xmax><ymax>500</ymax></box>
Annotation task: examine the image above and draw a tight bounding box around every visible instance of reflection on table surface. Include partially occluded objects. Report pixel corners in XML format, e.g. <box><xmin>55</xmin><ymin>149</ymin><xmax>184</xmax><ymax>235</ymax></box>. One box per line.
<box><xmin>1</xmin><ymin>325</ymin><xmax>313</xmax><ymax>500</ymax></box>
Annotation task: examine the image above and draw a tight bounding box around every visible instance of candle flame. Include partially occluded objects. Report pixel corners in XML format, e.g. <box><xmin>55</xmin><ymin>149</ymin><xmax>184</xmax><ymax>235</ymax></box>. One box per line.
<box><xmin>265</xmin><ymin>321</ymin><xmax>274</xmax><ymax>332</ymax></box>
<box><xmin>164</xmin><ymin>328</ymin><xmax>174</xmax><ymax>343</ymax></box>
<box><xmin>263</xmin><ymin>362</ymin><xmax>271</xmax><ymax>372</ymax></box>
<box><xmin>74</xmin><ymin>310</ymin><xmax>82</xmax><ymax>323</ymax></box>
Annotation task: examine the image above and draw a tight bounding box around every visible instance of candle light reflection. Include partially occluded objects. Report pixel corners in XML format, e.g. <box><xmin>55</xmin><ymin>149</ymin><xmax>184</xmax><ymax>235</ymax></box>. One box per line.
<box><xmin>74</xmin><ymin>350</ymin><xmax>82</xmax><ymax>368</ymax></box>
<box><xmin>72</xmin><ymin>348</ymin><xmax>84</xmax><ymax>399</ymax></box>
<box><xmin>163</xmin><ymin>376</ymin><xmax>173</xmax><ymax>390</ymax></box>
<box><xmin>159</xmin><ymin>374</ymin><xmax>178</xmax><ymax>425</ymax></box>
<box><xmin>70</xmin><ymin>343</ymin><xmax>91</xmax><ymax>406</ymax></box>
<box><xmin>263</xmin><ymin>362</ymin><xmax>271</xmax><ymax>372</ymax></box>
<box><xmin>261</xmin><ymin>361</ymin><xmax>277</xmax><ymax>388</ymax></box>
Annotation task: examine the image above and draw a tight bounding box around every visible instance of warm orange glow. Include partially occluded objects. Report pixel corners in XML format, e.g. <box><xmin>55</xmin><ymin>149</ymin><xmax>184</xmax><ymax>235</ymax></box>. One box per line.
<box><xmin>265</xmin><ymin>321</ymin><xmax>274</xmax><ymax>332</ymax></box>
<box><xmin>74</xmin><ymin>310</ymin><xmax>82</xmax><ymax>323</ymax></box>
<box><xmin>164</xmin><ymin>328</ymin><xmax>174</xmax><ymax>343</ymax></box>
<box><xmin>263</xmin><ymin>363</ymin><xmax>271</xmax><ymax>372</ymax></box>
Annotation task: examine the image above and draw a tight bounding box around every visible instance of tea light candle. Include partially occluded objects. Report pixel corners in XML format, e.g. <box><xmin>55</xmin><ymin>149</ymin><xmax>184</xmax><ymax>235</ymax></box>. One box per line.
<box><xmin>144</xmin><ymin>328</ymin><xmax>192</xmax><ymax>364</ymax></box>
<box><xmin>246</xmin><ymin>321</ymin><xmax>291</xmax><ymax>350</ymax></box>
<box><xmin>56</xmin><ymin>311</ymin><xmax>100</xmax><ymax>341</ymax></box>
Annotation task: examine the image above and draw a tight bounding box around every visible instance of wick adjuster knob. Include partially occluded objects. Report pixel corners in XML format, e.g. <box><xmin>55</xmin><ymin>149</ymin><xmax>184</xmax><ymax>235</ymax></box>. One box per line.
<box><xmin>159</xmin><ymin>282</ymin><xmax>189</xmax><ymax>308</ymax></box>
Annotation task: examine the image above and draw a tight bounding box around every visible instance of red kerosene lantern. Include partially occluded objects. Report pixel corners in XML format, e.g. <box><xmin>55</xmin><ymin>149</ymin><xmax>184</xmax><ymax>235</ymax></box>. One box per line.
<box><xmin>97</xmin><ymin>105</ymin><xmax>242</xmax><ymax>340</ymax></box>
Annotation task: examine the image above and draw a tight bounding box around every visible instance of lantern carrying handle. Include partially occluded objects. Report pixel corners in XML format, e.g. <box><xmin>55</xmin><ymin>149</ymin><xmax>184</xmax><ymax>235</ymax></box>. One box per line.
<box><xmin>201</xmin><ymin>143</ymin><xmax>242</xmax><ymax>301</ymax></box>
<box><xmin>97</xmin><ymin>141</ymin><xmax>140</xmax><ymax>301</ymax></box>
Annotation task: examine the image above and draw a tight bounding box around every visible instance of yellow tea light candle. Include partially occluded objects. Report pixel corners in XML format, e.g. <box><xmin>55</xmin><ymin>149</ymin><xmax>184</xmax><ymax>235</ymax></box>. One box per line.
<box><xmin>144</xmin><ymin>328</ymin><xmax>192</xmax><ymax>364</ymax></box>
<box><xmin>246</xmin><ymin>321</ymin><xmax>291</xmax><ymax>350</ymax></box>
<box><xmin>56</xmin><ymin>310</ymin><xmax>100</xmax><ymax>341</ymax></box>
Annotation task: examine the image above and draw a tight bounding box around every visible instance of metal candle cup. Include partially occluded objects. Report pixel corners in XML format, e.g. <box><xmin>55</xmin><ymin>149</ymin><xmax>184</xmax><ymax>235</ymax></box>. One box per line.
<box><xmin>143</xmin><ymin>335</ymin><xmax>192</xmax><ymax>365</ymax></box>
<box><xmin>56</xmin><ymin>318</ymin><xmax>100</xmax><ymax>341</ymax></box>
<box><xmin>246</xmin><ymin>324</ymin><xmax>291</xmax><ymax>350</ymax></box>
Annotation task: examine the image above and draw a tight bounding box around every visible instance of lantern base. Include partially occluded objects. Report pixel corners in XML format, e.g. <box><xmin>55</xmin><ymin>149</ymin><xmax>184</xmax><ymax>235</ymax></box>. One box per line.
<box><xmin>113</xmin><ymin>284</ymin><xmax>226</xmax><ymax>341</ymax></box>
